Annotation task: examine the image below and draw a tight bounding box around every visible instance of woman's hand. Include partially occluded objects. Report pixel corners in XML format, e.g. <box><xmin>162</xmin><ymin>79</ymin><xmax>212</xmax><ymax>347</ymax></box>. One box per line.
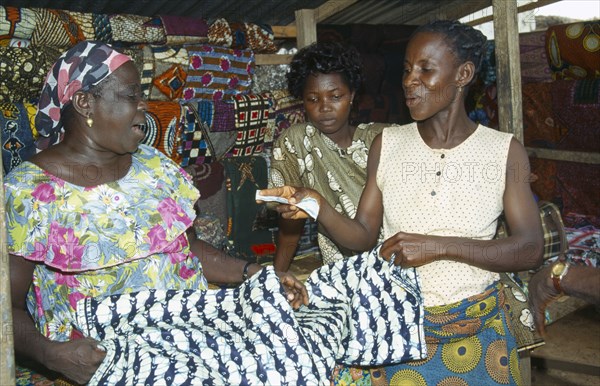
<box><xmin>44</xmin><ymin>337</ymin><xmax>106</xmax><ymax>385</ymax></box>
<box><xmin>275</xmin><ymin>271</ymin><xmax>309</xmax><ymax>309</ymax></box>
<box><xmin>527</xmin><ymin>264</ymin><xmax>560</xmax><ymax>336</ymax></box>
<box><xmin>379</xmin><ymin>232</ymin><xmax>440</xmax><ymax>268</ymax></box>
<box><xmin>257</xmin><ymin>186</ymin><xmax>322</xmax><ymax>220</ymax></box>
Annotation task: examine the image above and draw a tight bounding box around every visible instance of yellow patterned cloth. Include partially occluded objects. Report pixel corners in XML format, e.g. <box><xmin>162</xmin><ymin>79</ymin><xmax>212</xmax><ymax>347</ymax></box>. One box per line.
<box><xmin>546</xmin><ymin>21</ymin><xmax>600</xmax><ymax>80</ymax></box>
<box><xmin>372</xmin><ymin>284</ymin><xmax>522</xmax><ymax>386</ymax></box>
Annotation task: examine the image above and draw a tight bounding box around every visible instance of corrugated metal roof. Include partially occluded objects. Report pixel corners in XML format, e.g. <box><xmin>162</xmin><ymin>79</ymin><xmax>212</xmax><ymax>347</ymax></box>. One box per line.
<box><xmin>0</xmin><ymin>0</ymin><xmax>493</xmax><ymax>26</ymax></box>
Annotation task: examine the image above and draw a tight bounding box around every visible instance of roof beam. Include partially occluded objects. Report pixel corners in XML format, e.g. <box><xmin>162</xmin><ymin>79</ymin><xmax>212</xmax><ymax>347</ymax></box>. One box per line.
<box><xmin>466</xmin><ymin>0</ymin><xmax>562</xmax><ymax>26</ymax></box>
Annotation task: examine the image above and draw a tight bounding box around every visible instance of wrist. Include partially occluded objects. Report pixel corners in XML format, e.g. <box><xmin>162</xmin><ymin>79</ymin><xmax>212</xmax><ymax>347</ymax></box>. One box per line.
<box><xmin>550</xmin><ymin>260</ymin><xmax>570</xmax><ymax>294</ymax></box>
<box><xmin>242</xmin><ymin>262</ymin><xmax>263</xmax><ymax>281</ymax></box>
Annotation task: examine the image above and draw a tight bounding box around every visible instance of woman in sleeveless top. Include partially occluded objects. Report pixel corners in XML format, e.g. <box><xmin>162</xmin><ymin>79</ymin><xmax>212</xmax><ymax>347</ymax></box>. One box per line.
<box><xmin>260</xmin><ymin>20</ymin><xmax>544</xmax><ymax>385</ymax></box>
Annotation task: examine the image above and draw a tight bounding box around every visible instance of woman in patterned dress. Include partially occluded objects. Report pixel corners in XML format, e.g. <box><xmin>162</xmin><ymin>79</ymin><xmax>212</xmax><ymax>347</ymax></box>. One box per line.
<box><xmin>260</xmin><ymin>20</ymin><xmax>544</xmax><ymax>385</ymax></box>
<box><xmin>270</xmin><ymin>41</ymin><xmax>386</xmax><ymax>272</ymax></box>
<box><xmin>5</xmin><ymin>41</ymin><xmax>307</xmax><ymax>385</ymax></box>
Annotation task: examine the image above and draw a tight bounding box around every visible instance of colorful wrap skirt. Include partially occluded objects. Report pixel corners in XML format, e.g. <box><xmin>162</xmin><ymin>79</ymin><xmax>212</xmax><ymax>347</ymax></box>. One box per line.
<box><xmin>334</xmin><ymin>283</ymin><xmax>522</xmax><ymax>386</ymax></box>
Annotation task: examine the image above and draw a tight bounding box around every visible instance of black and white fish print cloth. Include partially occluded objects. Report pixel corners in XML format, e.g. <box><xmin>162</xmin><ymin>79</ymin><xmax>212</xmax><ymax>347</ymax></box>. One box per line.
<box><xmin>75</xmin><ymin>245</ymin><xmax>426</xmax><ymax>385</ymax></box>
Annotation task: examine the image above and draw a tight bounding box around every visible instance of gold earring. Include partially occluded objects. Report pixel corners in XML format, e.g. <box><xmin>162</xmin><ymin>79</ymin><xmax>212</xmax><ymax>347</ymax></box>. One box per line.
<box><xmin>86</xmin><ymin>114</ymin><xmax>93</xmax><ymax>128</ymax></box>
<box><xmin>458</xmin><ymin>85</ymin><xmax>463</xmax><ymax>93</ymax></box>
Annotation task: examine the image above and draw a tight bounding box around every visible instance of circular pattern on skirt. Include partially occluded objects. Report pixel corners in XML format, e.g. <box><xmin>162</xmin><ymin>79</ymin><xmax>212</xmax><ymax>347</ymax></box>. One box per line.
<box><xmin>509</xmin><ymin>347</ymin><xmax>522</xmax><ymax>385</ymax></box>
<box><xmin>389</xmin><ymin>369</ymin><xmax>427</xmax><ymax>386</ymax></box>
<box><xmin>436</xmin><ymin>376</ymin><xmax>469</xmax><ymax>386</ymax></box>
<box><xmin>484</xmin><ymin>339</ymin><xmax>510</xmax><ymax>384</ymax></box>
<box><xmin>466</xmin><ymin>296</ymin><xmax>496</xmax><ymax>318</ymax></box>
<box><xmin>441</xmin><ymin>336</ymin><xmax>482</xmax><ymax>373</ymax></box>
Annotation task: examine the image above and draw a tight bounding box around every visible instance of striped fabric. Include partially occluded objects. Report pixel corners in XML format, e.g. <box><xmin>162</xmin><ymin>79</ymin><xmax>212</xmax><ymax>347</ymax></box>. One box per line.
<box><xmin>30</xmin><ymin>8</ymin><xmax>84</xmax><ymax>47</ymax></box>
<box><xmin>183</xmin><ymin>44</ymin><xmax>254</xmax><ymax>102</ymax></box>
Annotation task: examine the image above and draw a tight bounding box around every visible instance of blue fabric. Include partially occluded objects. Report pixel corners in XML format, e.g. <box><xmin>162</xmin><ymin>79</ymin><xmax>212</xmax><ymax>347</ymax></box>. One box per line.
<box><xmin>1</xmin><ymin>102</ymin><xmax>36</xmax><ymax>175</ymax></box>
<box><xmin>75</xmin><ymin>245</ymin><xmax>425</xmax><ymax>385</ymax></box>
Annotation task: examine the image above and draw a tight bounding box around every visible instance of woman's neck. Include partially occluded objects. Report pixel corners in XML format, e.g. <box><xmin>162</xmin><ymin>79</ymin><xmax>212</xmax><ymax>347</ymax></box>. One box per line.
<box><xmin>31</xmin><ymin>141</ymin><xmax>132</xmax><ymax>187</ymax></box>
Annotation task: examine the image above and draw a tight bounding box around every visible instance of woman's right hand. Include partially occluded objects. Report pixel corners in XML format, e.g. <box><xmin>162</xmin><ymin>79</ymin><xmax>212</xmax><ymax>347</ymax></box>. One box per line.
<box><xmin>258</xmin><ymin>186</ymin><xmax>322</xmax><ymax>220</ymax></box>
<box><xmin>45</xmin><ymin>338</ymin><xmax>106</xmax><ymax>385</ymax></box>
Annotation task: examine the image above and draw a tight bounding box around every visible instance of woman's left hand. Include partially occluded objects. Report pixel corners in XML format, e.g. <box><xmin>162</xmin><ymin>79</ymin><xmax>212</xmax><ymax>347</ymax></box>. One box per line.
<box><xmin>380</xmin><ymin>232</ymin><xmax>439</xmax><ymax>268</ymax></box>
<box><xmin>275</xmin><ymin>271</ymin><xmax>309</xmax><ymax>309</ymax></box>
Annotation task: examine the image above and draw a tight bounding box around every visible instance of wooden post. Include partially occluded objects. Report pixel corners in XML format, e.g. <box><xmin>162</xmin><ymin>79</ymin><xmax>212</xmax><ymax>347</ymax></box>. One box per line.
<box><xmin>492</xmin><ymin>0</ymin><xmax>523</xmax><ymax>143</ymax></box>
<box><xmin>295</xmin><ymin>9</ymin><xmax>317</xmax><ymax>49</ymax></box>
<box><xmin>0</xmin><ymin>158</ymin><xmax>15</xmax><ymax>385</ymax></box>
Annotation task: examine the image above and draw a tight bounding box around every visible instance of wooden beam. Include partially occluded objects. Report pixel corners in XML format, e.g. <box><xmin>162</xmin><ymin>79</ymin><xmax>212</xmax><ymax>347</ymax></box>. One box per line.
<box><xmin>272</xmin><ymin>25</ymin><xmax>297</xmax><ymax>39</ymax></box>
<box><xmin>466</xmin><ymin>0</ymin><xmax>562</xmax><ymax>26</ymax></box>
<box><xmin>0</xmin><ymin>158</ymin><xmax>15</xmax><ymax>385</ymax></box>
<box><xmin>287</xmin><ymin>0</ymin><xmax>358</xmax><ymax>26</ymax></box>
<box><xmin>295</xmin><ymin>9</ymin><xmax>317</xmax><ymax>49</ymax></box>
<box><xmin>255</xmin><ymin>54</ymin><xmax>293</xmax><ymax>65</ymax></box>
<box><xmin>493</xmin><ymin>0</ymin><xmax>524</xmax><ymax>143</ymax></box>
<box><xmin>527</xmin><ymin>148</ymin><xmax>600</xmax><ymax>165</ymax></box>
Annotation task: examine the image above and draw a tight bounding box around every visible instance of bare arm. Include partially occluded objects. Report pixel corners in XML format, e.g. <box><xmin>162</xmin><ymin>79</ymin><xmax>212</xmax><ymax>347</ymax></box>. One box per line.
<box><xmin>259</xmin><ymin>134</ymin><xmax>385</xmax><ymax>252</ymax></box>
<box><xmin>10</xmin><ymin>255</ymin><xmax>106</xmax><ymax>384</ymax></box>
<box><xmin>273</xmin><ymin>218</ymin><xmax>305</xmax><ymax>272</ymax></box>
<box><xmin>529</xmin><ymin>264</ymin><xmax>600</xmax><ymax>335</ymax></box>
<box><xmin>187</xmin><ymin>230</ymin><xmax>308</xmax><ymax>308</ymax></box>
<box><xmin>381</xmin><ymin>138</ymin><xmax>544</xmax><ymax>272</ymax></box>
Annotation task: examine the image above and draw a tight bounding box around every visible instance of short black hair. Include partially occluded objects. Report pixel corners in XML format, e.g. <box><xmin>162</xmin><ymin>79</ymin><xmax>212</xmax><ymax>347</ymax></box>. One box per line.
<box><xmin>413</xmin><ymin>20</ymin><xmax>487</xmax><ymax>82</ymax></box>
<box><xmin>287</xmin><ymin>41</ymin><xmax>363</xmax><ymax>99</ymax></box>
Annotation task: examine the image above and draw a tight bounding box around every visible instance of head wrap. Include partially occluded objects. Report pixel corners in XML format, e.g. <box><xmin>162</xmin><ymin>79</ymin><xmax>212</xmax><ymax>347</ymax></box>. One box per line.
<box><xmin>35</xmin><ymin>41</ymin><xmax>132</xmax><ymax>139</ymax></box>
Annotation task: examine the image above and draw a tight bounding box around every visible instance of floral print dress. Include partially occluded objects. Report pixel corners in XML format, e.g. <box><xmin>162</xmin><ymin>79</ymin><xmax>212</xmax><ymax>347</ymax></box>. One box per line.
<box><xmin>4</xmin><ymin>145</ymin><xmax>207</xmax><ymax>341</ymax></box>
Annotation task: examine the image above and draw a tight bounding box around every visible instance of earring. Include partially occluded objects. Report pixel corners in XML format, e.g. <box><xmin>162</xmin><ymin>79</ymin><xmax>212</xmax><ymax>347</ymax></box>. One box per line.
<box><xmin>457</xmin><ymin>85</ymin><xmax>463</xmax><ymax>93</ymax></box>
<box><xmin>86</xmin><ymin>114</ymin><xmax>93</xmax><ymax>128</ymax></box>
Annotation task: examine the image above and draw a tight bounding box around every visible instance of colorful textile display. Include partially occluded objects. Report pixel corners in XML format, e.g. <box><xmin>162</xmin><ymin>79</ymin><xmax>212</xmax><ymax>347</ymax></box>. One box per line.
<box><xmin>0</xmin><ymin>6</ymin><xmax>36</xmax><ymax>42</ymax></box>
<box><xmin>0</xmin><ymin>46</ymin><xmax>62</xmax><ymax>103</ymax></box>
<box><xmin>522</xmin><ymin>82</ymin><xmax>567</xmax><ymax>147</ymax></box>
<box><xmin>159</xmin><ymin>15</ymin><xmax>209</xmax><ymax>45</ymax></box>
<box><xmin>179</xmin><ymin>103</ymin><xmax>215</xmax><ymax>166</ymax></box>
<box><xmin>551</xmin><ymin>79</ymin><xmax>600</xmax><ymax>152</ymax></box>
<box><xmin>149</xmin><ymin>45</ymin><xmax>189</xmax><ymax>101</ymax></box>
<box><xmin>520</xmin><ymin>31</ymin><xmax>553</xmax><ymax>84</ymax></box>
<box><xmin>530</xmin><ymin>158</ymin><xmax>600</xmax><ymax>225</ymax></box>
<box><xmin>65</xmin><ymin>11</ymin><xmax>96</xmax><ymax>40</ymax></box>
<box><xmin>208</xmin><ymin>18</ymin><xmax>276</xmax><ymax>53</ymax></box>
<box><xmin>74</xmin><ymin>246</ymin><xmax>424</xmax><ymax>385</ymax></box>
<box><xmin>268</xmin><ymin>89</ymin><xmax>305</xmax><ymax>143</ymax></box>
<box><xmin>212</xmin><ymin>99</ymin><xmax>236</xmax><ymax>131</ymax></box>
<box><xmin>108</xmin><ymin>14</ymin><xmax>166</xmax><ymax>44</ymax></box>
<box><xmin>229</xmin><ymin>93</ymin><xmax>270</xmax><ymax>156</ymax></box>
<box><xmin>92</xmin><ymin>13</ymin><xmax>113</xmax><ymax>43</ymax></box>
<box><xmin>184</xmin><ymin>44</ymin><xmax>254</xmax><ymax>102</ymax></box>
<box><xmin>30</xmin><ymin>8</ymin><xmax>85</xmax><ymax>47</ymax></box>
<box><xmin>1</xmin><ymin>101</ymin><xmax>37</xmax><ymax>175</ymax></box>
<box><xmin>142</xmin><ymin>101</ymin><xmax>184</xmax><ymax>163</ymax></box>
<box><xmin>546</xmin><ymin>20</ymin><xmax>600</xmax><ymax>80</ymax></box>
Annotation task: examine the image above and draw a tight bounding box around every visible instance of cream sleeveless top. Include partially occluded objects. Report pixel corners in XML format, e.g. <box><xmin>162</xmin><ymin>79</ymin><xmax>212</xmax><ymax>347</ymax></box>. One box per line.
<box><xmin>377</xmin><ymin>122</ymin><xmax>513</xmax><ymax>306</ymax></box>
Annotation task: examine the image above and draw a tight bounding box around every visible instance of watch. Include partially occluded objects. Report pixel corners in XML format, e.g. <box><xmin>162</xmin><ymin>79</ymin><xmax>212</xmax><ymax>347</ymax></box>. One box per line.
<box><xmin>550</xmin><ymin>261</ymin><xmax>570</xmax><ymax>293</ymax></box>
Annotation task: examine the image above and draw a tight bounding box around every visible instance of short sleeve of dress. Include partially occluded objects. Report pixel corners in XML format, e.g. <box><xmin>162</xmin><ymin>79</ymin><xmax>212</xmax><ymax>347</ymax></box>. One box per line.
<box><xmin>4</xmin><ymin>164</ymin><xmax>44</xmax><ymax>257</ymax></box>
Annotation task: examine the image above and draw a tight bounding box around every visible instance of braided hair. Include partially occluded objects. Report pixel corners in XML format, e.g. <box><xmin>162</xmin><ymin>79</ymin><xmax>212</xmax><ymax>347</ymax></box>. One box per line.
<box><xmin>287</xmin><ymin>41</ymin><xmax>363</xmax><ymax>99</ymax></box>
<box><xmin>413</xmin><ymin>20</ymin><xmax>487</xmax><ymax>84</ymax></box>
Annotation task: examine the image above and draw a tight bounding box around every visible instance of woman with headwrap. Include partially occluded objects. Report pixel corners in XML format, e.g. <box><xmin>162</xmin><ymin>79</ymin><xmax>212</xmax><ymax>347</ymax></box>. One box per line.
<box><xmin>5</xmin><ymin>41</ymin><xmax>425</xmax><ymax>385</ymax></box>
